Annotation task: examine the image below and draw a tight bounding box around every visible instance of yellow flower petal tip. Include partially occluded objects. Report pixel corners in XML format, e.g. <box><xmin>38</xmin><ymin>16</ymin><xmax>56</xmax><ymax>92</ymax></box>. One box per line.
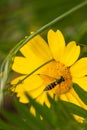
<box><xmin>48</xmin><ymin>29</ymin><xmax>65</xmax><ymax>61</ymax></box>
<box><xmin>11</xmin><ymin>29</ymin><xmax>87</xmax><ymax>122</ymax></box>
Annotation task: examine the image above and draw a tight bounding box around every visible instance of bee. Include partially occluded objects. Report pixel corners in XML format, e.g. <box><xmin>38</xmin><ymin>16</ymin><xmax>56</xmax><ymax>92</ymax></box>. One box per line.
<box><xmin>44</xmin><ymin>76</ymin><xmax>65</xmax><ymax>91</ymax></box>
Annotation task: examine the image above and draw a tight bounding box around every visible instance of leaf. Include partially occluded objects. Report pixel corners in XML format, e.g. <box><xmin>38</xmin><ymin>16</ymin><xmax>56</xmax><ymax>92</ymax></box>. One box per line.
<box><xmin>61</xmin><ymin>100</ymin><xmax>87</xmax><ymax>118</ymax></box>
<box><xmin>14</xmin><ymin>98</ymin><xmax>48</xmax><ymax>130</ymax></box>
<box><xmin>0</xmin><ymin>94</ymin><xmax>86</xmax><ymax>130</ymax></box>
<box><xmin>26</xmin><ymin>94</ymin><xmax>83</xmax><ymax>130</ymax></box>
<box><xmin>47</xmin><ymin>95</ymin><xmax>83</xmax><ymax>130</ymax></box>
<box><xmin>1</xmin><ymin>110</ymin><xmax>31</xmax><ymax>130</ymax></box>
<box><xmin>73</xmin><ymin>83</ymin><xmax>87</xmax><ymax>105</ymax></box>
<box><xmin>25</xmin><ymin>94</ymin><xmax>57</xmax><ymax>129</ymax></box>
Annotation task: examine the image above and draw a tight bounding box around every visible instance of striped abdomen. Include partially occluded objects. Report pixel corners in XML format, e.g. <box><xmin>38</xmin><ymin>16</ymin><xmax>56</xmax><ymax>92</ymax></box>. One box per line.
<box><xmin>44</xmin><ymin>76</ymin><xmax>65</xmax><ymax>91</ymax></box>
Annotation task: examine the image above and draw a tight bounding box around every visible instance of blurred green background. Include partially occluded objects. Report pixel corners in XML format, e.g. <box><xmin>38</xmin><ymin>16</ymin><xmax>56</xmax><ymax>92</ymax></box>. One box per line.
<box><xmin>0</xmin><ymin>0</ymin><xmax>87</xmax><ymax>64</ymax></box>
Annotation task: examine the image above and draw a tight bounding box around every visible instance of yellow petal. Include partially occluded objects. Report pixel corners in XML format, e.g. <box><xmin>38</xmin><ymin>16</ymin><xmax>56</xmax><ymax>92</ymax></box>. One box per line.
<box><xmin>30</xmin><ymin>106</ymin><xmax>36</xmax><ymax>116</ymax></box>
<box><xmin>13</xmin><ymin>35</ymin><xmax>52</xmax><ymax>74</ymax></box>
<box><xmin>61</xmin><ymin>41</ymin><xmax>80</xmax><ymax>66</ymax></box>
<box><xmin>70</xmin><ymin>57</ymin><xmax>87</xmax><ymax>77</ymax></box>
<box><xmin>65</xmin><ymin>89</ymin><xmax>82</xmax><ymax>107</ymax></box>
<box><xmin>60</xmin><ymin>94</ymin><xmax>69</xmax><ymax>101</ymax></box>
<box><xmin>44</xmin><ymin>95</ymin><xmax>51</xmax><ymax>107</ymax></box>
<box><xmin>61</xmin><ymin>92</ymin><xmax>82</xmax><ymax>107</ymax></box>
<box><xmin>12</xmin><ymin>56</ymin><xmax>50</xmax><ymax>74</ymax></box>
<box><xmin>72</xmin><ymin>76</ymin><xmax>87</xmax><ymax>91</ymax></box>
<box><xmin>48</xmin><ymin>30</ymin><xmax>65</xmax><ymax>61</ymax></box>
<box><xmin>60</xmin><ymin>90</ymin><xmax>86</xmax><ymax>123</ymax></box>
<box><xmin>36</xmin><ymin>92</ymin><xmax>47</xmax><ymax>105</ymax></box>
<box><xmin>16</xmin><ymin>86</ymin><xmax>44</xmax><ymax>103</ymax></box>
<box><xmin>18</xmin><ymin>92</ymin><xmax>29</xmax><ymax>103</ymax></box>
<box><xmin>11</xmin><ymin>74</ymin><xmax>43</xmax><ymax>103</ymax></box>
<box><xmin>73</xmin><ymin>115</ymin><xmax>84</xmax><ymax>123</ymax></box>
<box><xmin>70</xmin><ymin>88</ymin><xmax>87</xmax><ymax>109</ymax></box>
<box><xmin>20</xmin><ymin>35</ymin><xmax>52</xmax><ymax>60</ymax></box>
<box><xmin>11</xmin><ymin>75</ymin><xmax>43</xmax><ymax>91</ymax></box>
<box><xmin>28</xmin><ymin>85</ymin><xmax>44</xmax><ymax>99</ymax></box>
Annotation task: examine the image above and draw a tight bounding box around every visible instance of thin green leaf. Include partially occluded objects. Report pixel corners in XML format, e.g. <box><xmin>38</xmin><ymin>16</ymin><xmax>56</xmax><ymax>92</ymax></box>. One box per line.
<box><xmin>73</xmin><ymin>83</ymin><xmax>87</xmax><ymax>105</ymax></box>
<box><xmin>47</xmin><ymin>95</ymin><xmax>82</xmax><ymax>130</ymax></box>
<box><xmin>1</xmin><ymin>110</ymin><xmax>31</xmax><ymax>130</ymax></box>
<box><xmin>27</xmin><ymin>93</ymin><xmax>84</xmax><ymax>130</ymax></box>
<box><xmin>14</xmin><ymin>98</ymin><xmax>48</xmax><ymax>130</ymax></box>
<box><xmin>61</xmin><ymin>100</ymin><xmax>87</xmax><ymax>119</ymax></box>
<box><xmin>26</xmin><ymin>94</ymin><xmax>58</xmax><ymax>129</ymax></box>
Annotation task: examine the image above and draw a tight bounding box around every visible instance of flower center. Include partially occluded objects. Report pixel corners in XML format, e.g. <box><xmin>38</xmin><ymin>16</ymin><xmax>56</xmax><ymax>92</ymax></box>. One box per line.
<box><xmin>39</xmin><ymin>61</ymin><xmax>72</xmax><ymax>95</ymax></box>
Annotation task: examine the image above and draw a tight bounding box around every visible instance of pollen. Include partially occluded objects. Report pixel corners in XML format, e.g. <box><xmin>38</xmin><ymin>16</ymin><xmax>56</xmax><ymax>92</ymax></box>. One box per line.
<box><xmin>39</xmin><ymin>61</ymin><xmax>72</xmax><ymax>95</ymax></box>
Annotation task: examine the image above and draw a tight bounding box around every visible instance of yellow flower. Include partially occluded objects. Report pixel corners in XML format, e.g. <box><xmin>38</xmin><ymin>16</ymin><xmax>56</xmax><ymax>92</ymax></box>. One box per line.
<box><xmin>11</xmin><ymin>29</ymin><xmax>87</xmax><ymax>122</ymax></box>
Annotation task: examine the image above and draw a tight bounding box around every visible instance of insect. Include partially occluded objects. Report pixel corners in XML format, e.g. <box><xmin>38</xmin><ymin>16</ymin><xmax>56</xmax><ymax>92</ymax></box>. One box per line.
<box><xmin>44</xmin><ymin>76</ymin><xmax>65</xmax><ymax>91</ymax></box>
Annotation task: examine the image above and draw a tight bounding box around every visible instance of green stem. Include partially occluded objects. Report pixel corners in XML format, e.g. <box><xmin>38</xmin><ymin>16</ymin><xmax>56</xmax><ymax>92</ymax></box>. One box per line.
<box><xmin>16</xmin><ymin>0</ymin><xmax>87</xmax><ymax>50</ymax></box>
<box><xmin>12</xmin><ymin>59</ymin><xmax>54</xmax><ymax>89</ymax></box>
